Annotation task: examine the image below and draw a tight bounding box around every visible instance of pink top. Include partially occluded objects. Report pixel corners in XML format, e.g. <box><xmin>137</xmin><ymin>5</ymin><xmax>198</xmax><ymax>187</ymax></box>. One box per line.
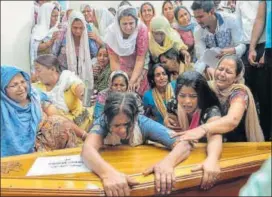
<box><xmin>107</xmin><ymin>24</ymin><xmax>149</xmax><ymax>77</ymax></box>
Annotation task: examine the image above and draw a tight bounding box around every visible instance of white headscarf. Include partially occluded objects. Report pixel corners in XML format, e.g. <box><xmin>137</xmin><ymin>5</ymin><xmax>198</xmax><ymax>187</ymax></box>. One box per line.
<box><xmin>94</xmin><ymin>8</ymin><xmax>114</xmax><ymax>41</ymax></box>
<box><xmin>30</xmin><ymin>2</ymin><xmax>60</xmax><ymax>72</ymax></box>
<box><xmin>66</xmin><ymin>11</ymin><xmax>94</xmax><ymax>89</ymax></box>
<box><xmin>31</xmin><ymin>2</ymin><xmax>59</xmax><ymax>41</ymax></box>
<box><xmin>104</xmin><ymin>5</ymin><xmax>141</xmax><ymax>56</ymax></box>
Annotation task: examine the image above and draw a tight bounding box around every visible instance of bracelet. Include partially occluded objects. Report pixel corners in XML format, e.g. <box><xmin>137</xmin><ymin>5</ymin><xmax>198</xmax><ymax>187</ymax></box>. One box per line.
<box><xmin>200</xmin><ymin>125</ymin><xmax>209</xmax><ymax>135</ymax></box>
<box><xmin>81</xmin><ymin>132</ymin><xmax>87</xmax><ymax>140</ymax></box>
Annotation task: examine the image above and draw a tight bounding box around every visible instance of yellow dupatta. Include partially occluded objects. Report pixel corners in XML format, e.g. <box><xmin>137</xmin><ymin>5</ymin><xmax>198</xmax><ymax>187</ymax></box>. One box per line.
<box><xmin>149</xmin><ymin>16</ymin><xmax>188</xmax><ymax>58</ymax></box>
<box><xmin>152</xmin><ymin>83</ymin><xmax>174</xmax><ymax>119</ymax></box>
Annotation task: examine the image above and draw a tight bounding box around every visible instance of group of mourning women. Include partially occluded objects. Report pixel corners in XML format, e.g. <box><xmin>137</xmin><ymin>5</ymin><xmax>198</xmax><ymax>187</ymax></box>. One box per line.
<box><xmin>1</xmin><ymin>0</ymin><xmax>269</xmax><ymax>196</ymax></box>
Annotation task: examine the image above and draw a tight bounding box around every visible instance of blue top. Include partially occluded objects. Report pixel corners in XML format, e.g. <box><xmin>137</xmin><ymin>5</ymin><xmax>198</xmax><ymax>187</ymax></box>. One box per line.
<box><xmin>90</xmin><ymin>115</ymin><xmax>176</xmax><ymax>149</ymax></box>
<box><xmin>265</xmin><ymin>1</ymin><xmax>271</xmax><ymax>48</ymax></box>
<box><xmin>143</xmin><ymin>81</ymin><xmax>176</xmax><ymax>125</ymax></box>
<box><xmin>1</xmin><ymin>65</ymin><xmax>49</xmax><ymax>157</ymax></box>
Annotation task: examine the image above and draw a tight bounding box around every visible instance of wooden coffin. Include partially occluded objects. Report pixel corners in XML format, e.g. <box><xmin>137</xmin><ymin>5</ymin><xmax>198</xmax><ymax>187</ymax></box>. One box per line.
<box><xmin>1</xmin><ymin>142</ymin><xmax>271</xmax><ymax>196</ymax></box>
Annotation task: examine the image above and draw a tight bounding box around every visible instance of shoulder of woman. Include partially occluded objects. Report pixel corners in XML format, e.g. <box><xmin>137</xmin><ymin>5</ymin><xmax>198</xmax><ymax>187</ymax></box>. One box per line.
<box><xmin>143</xmin><ymin>89</ymin><xmax>153</xmax><ymax>100</ymax></box>
<box><xmin>230</xmin><ymin>88</ymin><xmax>248</xmax><ymax>99</ymax></box>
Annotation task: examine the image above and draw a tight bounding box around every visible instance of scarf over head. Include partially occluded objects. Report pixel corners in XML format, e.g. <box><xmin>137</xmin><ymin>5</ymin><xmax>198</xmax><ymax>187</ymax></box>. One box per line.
<box><xmin>149</xmin><ymin>15</ymin><xmax>188</xmax><ymax>58</ymax></box>
<box><xmin>209</xmin><ymin>55</ymin><xmax>264</xmax><ymax>142</ymax></box>
<box><xmin>30</xmin><ymin>2</ymin><xmax>60</xmax><ymax>72</ymax></box>
<box><xmin>66</xmin><ymin>10</ymin><xmax>94</xmax><ymax>89</ymax></box>
<box><xmin>1</xmin><ymin>65</ymin><xmax>43</xmax><ymax>157</ymax></box>
<box><xmin>104</xmin><ymin>5</ymin><xmax>142</xmax><ymax>56</ymax></box>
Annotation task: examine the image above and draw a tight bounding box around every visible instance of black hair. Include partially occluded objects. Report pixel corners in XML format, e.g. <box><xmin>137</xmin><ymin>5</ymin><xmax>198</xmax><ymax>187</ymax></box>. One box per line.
<box><xmin>191</xmin><ymin>0</ymin><xmax>215</xmax><ymax>12</ymax></box>
<box><xmin>35</xmin><ymin>54</ymin><xmax>61</xmax><ymax>73</ymax></box>
<box><xmin>140</xmin><ymin>2</ymin><xmax>155</xmax><ymax>16</ymax></box>
<box><xmin>159</xmin><ymin>47</ymin><xmax>185</xmax><ymax>65</ymax></box>
<box><xmin>174</xmin><ymin>5</ymin><xmax>190</xmax><ymax>21</ymax></box>
<box><xmin>217</xmin><ymin>54</ymin><xmax>244</xmax><ymax>76</ymax></box>
<box><xmin>97</xmin><ymin>45</ymin><xmax>107</xmax><ymax>55</ymax></box>
<box><xmin>162</xmin><ymin>0</ymin><xmax>174</xmax><ymax>14</ymax></box>
<box><xmin>102</xmin><ymin>92</ymin><xmax>140</xmax><ymax>134</ymax></box>
<box><xmin>147</xmin><ymin>64</ymin><xmax>171</xmax><ymax>89</ymax></box>
<box><xmin>168</xmin><ymin>71</ymin><xmax>221</xmax><ymax>117</ymax></box>
<box><xmin>118</xmin><ymin>7</ymin><xmax>138</xmax><ymax>26</ymax></box>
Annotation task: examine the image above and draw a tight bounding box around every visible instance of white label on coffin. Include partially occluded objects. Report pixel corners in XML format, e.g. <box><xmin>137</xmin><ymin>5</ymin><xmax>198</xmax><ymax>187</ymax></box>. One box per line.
<box><xmin>26</xmin><ymin>155</ymin><xmax>91</xmax><ymax>176</ymax></box>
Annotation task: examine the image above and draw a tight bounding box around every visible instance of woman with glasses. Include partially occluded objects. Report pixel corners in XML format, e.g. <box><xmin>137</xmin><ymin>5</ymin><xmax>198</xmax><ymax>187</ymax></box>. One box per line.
<box><xmin>1</xmin><ymin>65</ymin><xmax>77</xmax><ymax>158</ymax></box>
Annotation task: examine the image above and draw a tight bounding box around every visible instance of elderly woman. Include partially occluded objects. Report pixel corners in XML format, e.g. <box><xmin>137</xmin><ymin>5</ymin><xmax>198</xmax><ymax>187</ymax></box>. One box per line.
<box><xmin>172</xmin><ymin>55</ymin><xmax>265</xmax><ymax>142</ymax></box>
<box><xmin>165</xmin><ymin>71</ymin><xmax>222</xmax><ymax>190</ymax></box>
<box><xmin>143</xmin><ymin>64</ymin><xmax>176</xmax><ymax>125</ymax></box>
<box><xmin>173</xmin><ymin>6</ymin><xmax>197</xmax><ymax>58</ymax></box>
<box><xmin>104</xmin><ymin>5</ymin><xmax>149</xmax><ymax>96</ymax></box>
<box><xmin>57</xmin><ymin>10</ymin><xmax>94</xmax><ymax>91</ymax></box>
<box><xmin>139</xmin><ymin>2</ymin><xmax>156</xmax><ymax>32</ymax></box>
<box><xmin>1</xmin><ymin>65</ymin><xmax>77</xmax><ymax>158</ymax></box>
<box><xmin>80</xmin><ymin>4</ymin><xmax>114</xmax><ymax>45</ymax></box>
<box><xmin>149</xmin><ymin>15</ymin><xmax>190</xmax><ymax>65</ymax></box>
<box><xmin>92</xmin><ymin>45</ymin><xmax>111</xmax><ymax>93</ymax></box>
<box><xmin>162</xmin><ymin>0</ymin><xmax>176</xmax><ymax>26</ymax></box>
<box><xmin>33</xmin><ymin>54</ymin><xmax>93</xmax><ymax>133</ymax></box>
<box><xmin>30</xmin><ymin>2</ymin><xmax>61</xmax><ymax>79</ymax></box>
<box><xmin>93</xmin><ymin>70</ymin><xmax>144</xmax><ymax>120</ymax></box>
<box><xmin>82</xmin><ymin>92</ymin><xmax>192</xmax><ymax>196</ymax></box>
<box><xmin>159</xmin><ymin>47</ymin><xmax>193</xmax><ymax>80</ymax></box>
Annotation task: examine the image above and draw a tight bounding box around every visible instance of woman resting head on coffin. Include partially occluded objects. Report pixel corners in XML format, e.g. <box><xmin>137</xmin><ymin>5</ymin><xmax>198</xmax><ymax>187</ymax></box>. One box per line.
<box><xmin>82</xmin><ymin>91</ymin><xmax>193</xmax><ymax>196</ymax></box>
<box><xmin>1</xmin><ymin>65</ymin><xmax>77</xmax><ymax>157</ymax></box>
<box><xmin>164</xmin><ymin>71</ymin><xmax>223</xmax><ymax>189</ymax></box>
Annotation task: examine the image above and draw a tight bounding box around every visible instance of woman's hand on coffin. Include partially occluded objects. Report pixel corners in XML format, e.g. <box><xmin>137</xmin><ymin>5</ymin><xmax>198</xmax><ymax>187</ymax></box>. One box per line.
<box><xmin>143</xmin><ymin>160</ymin><xmax>176</xmax><ymax>195</ymax></box>
<box><xmin>191</xmin><ymin>158</ymin><xmax>221</xmax><ymax>190</ymax></box>
<box><xmin>102</xmin><ymin>171</ymin><xmax>139</xmax><ymax>197</ymax></box>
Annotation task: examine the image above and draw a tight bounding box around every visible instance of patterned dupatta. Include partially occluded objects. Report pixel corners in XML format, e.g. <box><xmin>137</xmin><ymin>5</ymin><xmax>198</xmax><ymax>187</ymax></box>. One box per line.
<box><xmin>152</xmin><ymin>83</ymin><xmax>174</xmax><ymax>119</ymax></box>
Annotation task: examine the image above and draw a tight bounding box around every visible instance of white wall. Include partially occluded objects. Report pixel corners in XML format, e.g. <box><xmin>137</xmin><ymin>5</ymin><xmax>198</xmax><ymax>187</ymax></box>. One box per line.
<box><xmin>1</xmin><ymin>1</ymin><xmax>34</xmax><ymax>73</ymax></box>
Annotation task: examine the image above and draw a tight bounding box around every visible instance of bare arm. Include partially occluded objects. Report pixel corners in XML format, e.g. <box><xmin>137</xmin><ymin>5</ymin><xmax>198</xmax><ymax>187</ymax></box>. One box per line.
<box><xmin>81</xmin><ymin>133</ymin><xmax>116</xmax><ymax>177</ymax></box>
<box><xmin>81</xmin><ymin>133</ymin><xmax>139</xmax><ymax>196</ymax></box>
<box><xmin>204</xmin><ymin>97</ymin><xmax>246</xmax><ymax>135</ymax></box>
<box><xmin>130</xmin><ymin>55</ymin><xmax>145</xmax><ymax>84</ymax></box>
<box><xmin>249</xmin><ymin>1</ymin><xmax>266</xmax><ymax>51</ymax></box>
<box><xmin>109</xmin><ymin>52</ymin><xmax>120</xmax><ymax>71</ymax></box>
<box><xmin>38</xmin><ymin>39</ymin><xmax>54</xmax><ymax>51</ymax></box>
<box><xmin>206</xmin><ymin>117</ymin><xmax>223</xmax><ymax>160</ymax></box>
<box><xmin>173</xmin><ymin>97</ymin><xmax>246</xmax><ymax>142</ymax></box>
<box><xmin>162</xmin><ymin>141</ymin><xmax>192</xmax><ymax>167</ymax></box>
